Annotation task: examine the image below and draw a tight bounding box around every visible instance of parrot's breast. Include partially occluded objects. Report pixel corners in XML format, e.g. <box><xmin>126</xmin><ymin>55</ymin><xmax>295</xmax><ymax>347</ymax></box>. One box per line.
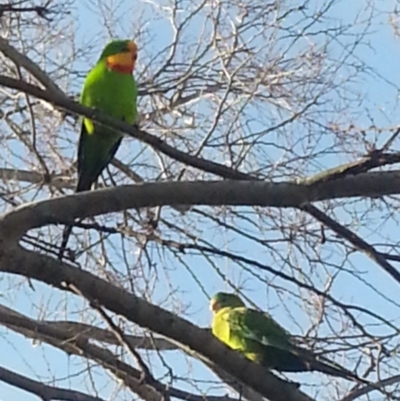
<box><xmin>212</xmin><ymin>307</ymin><xmax>265</xmax><ymax>364</ymax></box>
<box><xmin>81</xmin><ymin>62</ymin><xmax>138</xmax><ymax>138</ymax></box>
<box><xmin>212</xmin><ymin>308</ymin><xmax>248</xmax><ymax>351</ymax></box>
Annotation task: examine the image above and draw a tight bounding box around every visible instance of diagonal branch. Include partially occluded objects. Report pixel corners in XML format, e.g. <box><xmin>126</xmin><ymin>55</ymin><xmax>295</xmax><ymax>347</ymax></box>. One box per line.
<box><xmin>3</xmin><ymin>72</ymin><xmax>400</xmax><ymax>189</ymax></box>
<box><xmin>69</xmin><ymin>283</ymin><xmax>169</xmax><ymax>401</ymax></box>
<box><xmin>0</xmin><ymin>304</ymin><xmax>233</xmax><ymax>401</ymax></box>
<box><xmin>0</xmin><ymin>39</ymin><xmax>65</xmax><ymax>96</ymax></box>
<box><xmin>0</xmin><ymin>245</ymin><xmax>315</xmax><ymax>401</ymax></box>
<box><xmin>341</xmin><ymin>374</ymin><xmax>400</xmax><ymax>401</ymax></box>
<box><xmin>2</xmin><ymin>45</ymin><xmax>400</xmax><ymax>337</ymax></box>
<box><xmin>0</xmin><ymin>75</ymin><xmax>253</xmax><ymax>180</ymax></box>
<box><xmin>301</xmin><ymin>204</ymin><xmax>400</xmax><ymax>286</ymax></box>
<box><xmin>0</xmin><ymin>305</ymin><xmax>260</xmax><ymax>401</ymax></box>
<box><xmin>0</xmin><ymin>365</ymin><xmax>106</xmax><ymax>401</ymax></box>
<box><xmin>302</xmin><ymin>151</ymin><xmax>400</xmax><ymax>185</ymax></box>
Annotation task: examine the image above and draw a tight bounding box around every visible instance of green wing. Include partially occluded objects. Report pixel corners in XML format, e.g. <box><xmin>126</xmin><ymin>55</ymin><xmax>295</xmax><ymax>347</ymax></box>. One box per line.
<box><xmin>212</xmin><ymin>302</ymin><xmax>368</xmax><ymax>383</ymax></box>
<box><xmin>224</xmin><ymin>307</ymin><xmax>364</xmax><ymax>380</ymax></box>
<box><xmin>225</xmin><ymin>307</ymin><xmax>294</xmax><ymax>351</ymax></box>
<box><xmin>76</xmin><ymin>125</ymin><xmax>123</xmax><ymax>192</ymax></box>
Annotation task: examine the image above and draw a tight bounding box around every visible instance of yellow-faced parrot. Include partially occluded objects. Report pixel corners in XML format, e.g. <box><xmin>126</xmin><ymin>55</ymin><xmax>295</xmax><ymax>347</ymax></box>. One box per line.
<box><xmin>210</xmin><ymin>292</ymin><xmax>370</xmax><ymax>384</ymax></box>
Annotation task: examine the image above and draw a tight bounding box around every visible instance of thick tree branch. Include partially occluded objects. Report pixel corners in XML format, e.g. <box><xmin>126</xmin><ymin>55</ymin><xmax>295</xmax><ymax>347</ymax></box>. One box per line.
<box><xmin>0</xmin><ymin>245</ymin><xmax>315</xmax><ymax>401</ymax></box>
<box><xmin>0</xmin><ymin>164</ymin><xmax>187</xmax><ymax>214</ymax></box>
<box><xmin>0</xmin><ymin>163</ymin><xmax>188</xmax><ymax>214</ymax></box>
<box><xmin>0</xmin><ymin>304</ymin><xmax>233</xmax><ymax>401</ymax></box>
<box><xmin>0</xmin><ymin>365</ymin><xmax>105</xmax><ymax>401</ymax></box>
<box><xmin>0</xmin><ymin>172</ymin><xmax>399</xmax><ymax>240</ymax></box>
<box><xmin>0</xmin><ymin>305</ymin><xmax>260</xmax><ymax>401</ymax></box>
<box><xmin>110</xmin><ymin>159</ymin><xmax>190</xmax><ymax>214</ymax></box>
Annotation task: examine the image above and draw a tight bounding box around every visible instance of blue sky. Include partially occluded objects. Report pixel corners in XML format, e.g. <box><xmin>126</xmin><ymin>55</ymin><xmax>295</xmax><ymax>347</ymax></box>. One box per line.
<box><xmin>2</xmin><ymin>0</ymin><xmax>400</xmax><ymax>400</ymax></box>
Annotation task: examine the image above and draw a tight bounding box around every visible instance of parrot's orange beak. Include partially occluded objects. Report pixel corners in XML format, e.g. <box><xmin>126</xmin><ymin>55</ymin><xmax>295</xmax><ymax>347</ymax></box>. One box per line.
<box><xmin>106</xmin><ymin>40</ymin><xmax>138</xmax><ymax>74</ymax></box>
<box><xmin>210</xmin><ymin>299</ymin><xmax>220</xmax><ymax>312</ymax></box>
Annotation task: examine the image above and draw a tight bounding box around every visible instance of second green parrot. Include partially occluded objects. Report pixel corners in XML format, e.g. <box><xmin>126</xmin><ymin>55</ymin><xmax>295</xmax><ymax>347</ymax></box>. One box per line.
<box><xmin>58</xmin><ymin>39</ymin><xmax>138</xmax><ymax>260</ymax></box>
<box><xmin>210</xmin><ymin>292</ymin><xmax>367</xmax><ymax>383</ymax></box>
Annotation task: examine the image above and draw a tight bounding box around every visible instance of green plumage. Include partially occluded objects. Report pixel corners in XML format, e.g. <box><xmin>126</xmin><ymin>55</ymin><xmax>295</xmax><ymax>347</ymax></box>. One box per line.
<box><xmin>58</xmin><ymin>39</ymin><xmax>138</xmax><ymax>260</ymax></box>
<box><xmin>77</xmin><ymin>40</ymin><xmax>138</xmax><ymax>191</ymax></box>
<box><xmin>210</xmin><ymin>292</ymin><xmax>365</xmax><ymax>382</ymax></box>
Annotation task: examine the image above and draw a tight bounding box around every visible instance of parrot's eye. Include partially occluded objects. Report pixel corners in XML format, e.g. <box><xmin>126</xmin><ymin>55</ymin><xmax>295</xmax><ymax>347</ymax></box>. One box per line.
<box><xmin>210</xmin><ymin>300</ymin><xmax>220</xmax><ymax>311</ymax></box>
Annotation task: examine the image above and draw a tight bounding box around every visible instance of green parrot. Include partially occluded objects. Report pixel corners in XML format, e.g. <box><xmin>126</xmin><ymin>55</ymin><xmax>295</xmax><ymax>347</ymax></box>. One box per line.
<box><xmin>210</xmin><ymin>292</ymin><xmax>367</xmax><ymax>383</ymax></box>
<box><xmin>58</xmin><ymin>39</ymin><xmax>138</xmax><ymax>260</ymax></box>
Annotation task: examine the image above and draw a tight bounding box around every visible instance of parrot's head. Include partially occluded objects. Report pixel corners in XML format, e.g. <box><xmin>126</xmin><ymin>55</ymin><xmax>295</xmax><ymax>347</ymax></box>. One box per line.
<box><xmin>210</xmin><ymin>292</ymin><xmax>245</xmax><ymax>313</ymax></box>
<box><xmin>99</xmin><ymin>39</ymin><xmax>138</xmax><ymax>74</ymax></box>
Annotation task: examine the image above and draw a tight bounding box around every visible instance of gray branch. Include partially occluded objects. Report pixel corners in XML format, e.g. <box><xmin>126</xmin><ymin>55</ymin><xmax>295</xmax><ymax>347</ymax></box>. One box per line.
<box><xmin>0</xmin><ymin>365</ymin><xmax>105</xmax><ymax>401</ymax></box>
<box><xmin>0</xmin><ymin>245</ymin><xmax>316</xmax><ymax>401</ymax></box>
<box><xmin>0</xmin><ymin>305</ymin><xmax>262</xmax><ymax>401</ymax></box>
<box><xmin>0</xmin><ymin>172</ymin><xmax>398</xmax><ymax>240</ymax></box>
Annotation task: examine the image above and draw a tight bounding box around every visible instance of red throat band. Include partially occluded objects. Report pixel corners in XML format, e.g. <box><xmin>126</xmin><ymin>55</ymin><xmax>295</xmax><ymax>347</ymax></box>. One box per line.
<box><xmin>106</xmin><ymin>62</ymin><xmax>133</xmax><ymax>74</ymax></box>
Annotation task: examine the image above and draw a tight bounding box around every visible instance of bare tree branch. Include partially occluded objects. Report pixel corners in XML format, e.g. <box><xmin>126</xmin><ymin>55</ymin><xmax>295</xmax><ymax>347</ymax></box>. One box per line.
<box><xmin>0</xmin><ymin>303</ymin><xmax>238</xmax><ymax>401</ymax></box>
<box><xmin>2</xmin><ymin>4</ymin><xmax>400</xmax><ymax>400</ymax></box>
<box><xmin>0</xmin><ymin>38</ymin><xmax>65</xmax><ymax>96</ymax></box>
<box><xmin>302</xmin><ymin>204</ymin><xmax>400</xmax><ymax>285</ymax></box>
<box><xmin>39</xmin><ymin>319</ymin><xmax>178</xmax><ymax>350</ymax></box>
<box><xmin>0</xmin><ymin>245</ymin><xmax>316</xmax><ymax>401</ymax></box>
<box><xmin>70</xmin><ymin>284</ymin><xmax>171</xmax><ymax>401</ymax></box>
<box><xmin>0</xmin><ymin>172</ymin><xmax>399</xmax><ymax>240</ymax></box>
<box><xmin>0</xmin><ymin>365</ymin><xmax>106</xmax><ymax>401</ymax></box>
<box><xmin>341</xmin><ymin>374</ymin><xmax>400</xmax><ymax>401</ymax></box>
<box><xmin>0</xmin><ymin>305</ymin><xmax>262</xmax><ymax>401</ymax></box>
<box><xmin>0</xmin><ymin>75</ymin><xmax>253</xmax><ymax>180</ymax></box>
<box><xmin>0</xmin><ymin>167</ymin><xmax>72</xmax><ymax>189</ymax></box>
